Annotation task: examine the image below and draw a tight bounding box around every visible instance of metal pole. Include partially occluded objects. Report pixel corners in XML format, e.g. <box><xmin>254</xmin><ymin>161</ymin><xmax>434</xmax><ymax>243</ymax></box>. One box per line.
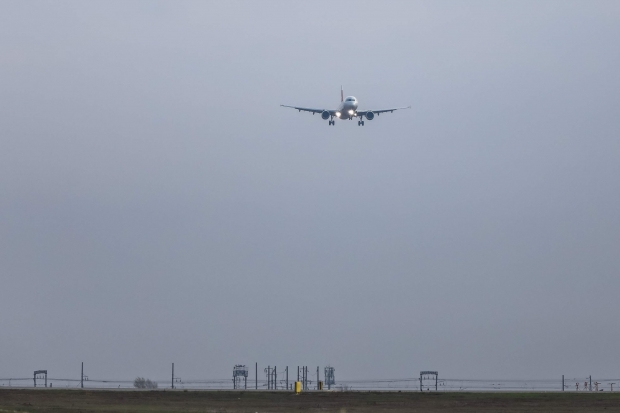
<box><xmin>286</xmin><ymin>366</ymin><xmax>288</xmax><ymax>390</ymax></box>
<box><xmin>172</xmin><ymin>363</ymin><xmax>174</xmax><ymax>389</ymax></box>
<box><xmin>562</xmin><ymin>375</ymin><xmax>564</xmax><ymax>391</ymax></box>
<box><xmin>255</xmin><ymin>363</ymin><xmax>258</xmax><ymax>390</ymax></box>
<box><xmin>436</xmin><ymin>374</ymin><xmax>438</xmax><ymax>391</ymax></box>
<box><xmin>420</xmin><ymin>373</ymin><xmax>422</xmax><ymax>392</ymax></box>
<box><xmin>275</xmin><ymin>366</ymin><xmax>277</xmax><ymax>390</ymax></box>
<box><xmin>297</xmin><ymin>366</ymin><xmax>299</xmax><ymax>383</ymax></box>
<box><xmin>317</xmin><ymin>366</ymin><xmax>319</xmax><ymax>390</ymax></box>
<box><xmin>590</xmin><ymin>375</ymin><xmax>592</xmax><ymax>391</ymax></box>
<box><xmin>45</xmin><ymin>372</ymin><xmax>47</xmax><ymax>388</ymax></box>
<box><xmin>81</xmin><ymin>362</ymin><xmax>84</xmax><ymax>389</ymax></box>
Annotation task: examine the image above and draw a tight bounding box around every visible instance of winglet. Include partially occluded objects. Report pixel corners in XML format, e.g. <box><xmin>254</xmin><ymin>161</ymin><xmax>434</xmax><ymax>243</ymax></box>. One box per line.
<box><xmin>341</xmin><ymin>86</ymin><xmax>344</xmax><ymax>102</ymax></box>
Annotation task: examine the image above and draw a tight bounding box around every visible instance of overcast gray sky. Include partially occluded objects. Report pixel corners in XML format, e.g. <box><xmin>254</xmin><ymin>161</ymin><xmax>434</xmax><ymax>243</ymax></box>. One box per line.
<box><xmin>1</xmin><ymin>1</ymin><xmax>620</xmax><ymax>382</ymax></box>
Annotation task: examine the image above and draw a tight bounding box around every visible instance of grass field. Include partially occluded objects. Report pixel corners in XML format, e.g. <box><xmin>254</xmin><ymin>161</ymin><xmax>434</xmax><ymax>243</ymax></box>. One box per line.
<box><xmin>1</xmin><ymin>389</ymin><xmax>620</xmax><ymax>413</ymax></box>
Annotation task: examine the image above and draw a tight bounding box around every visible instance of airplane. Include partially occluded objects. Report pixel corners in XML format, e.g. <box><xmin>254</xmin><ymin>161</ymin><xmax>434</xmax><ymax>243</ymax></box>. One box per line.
<box><xmin>281</xmin><ymin>87</ymin><xmax>410</xmax><ymax>126</ymax></box>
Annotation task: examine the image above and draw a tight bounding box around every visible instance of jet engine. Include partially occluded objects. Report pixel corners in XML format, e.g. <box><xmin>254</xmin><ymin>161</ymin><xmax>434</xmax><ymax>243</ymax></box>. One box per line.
<box><xmin>365</xmin><ymin>111</ymin><xmax>375</xmax><ymax>120</ymax></box>
<box><xmin>321</xmin><ymin>110</ymin><xmax>330</xmax><ymax>120</ymax></box>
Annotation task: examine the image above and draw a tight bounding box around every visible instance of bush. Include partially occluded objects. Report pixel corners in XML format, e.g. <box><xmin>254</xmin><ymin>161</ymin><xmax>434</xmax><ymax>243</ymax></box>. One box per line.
<box><xmin>134</xmin><ymin>377</ymin><xmax>158</xmax><ymax>389</ymax></box>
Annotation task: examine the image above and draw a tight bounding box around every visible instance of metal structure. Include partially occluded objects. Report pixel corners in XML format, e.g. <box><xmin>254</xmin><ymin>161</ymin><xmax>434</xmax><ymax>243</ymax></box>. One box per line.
<box><xmin>324</xmin><ymin>366</ymin><xmax>335</xmax><ymax>390</ymax></box>
<box><xmin>81</xmin><ymin>362</ymin><xmax>89</xmax><ymax>388</ymax></box>
<box><xmin>264</xmin><ymin>366</ymin><xmax>276</xmax><ymax>390</ymax></box>
<box><xmin>420</xmin><ymin>371</ymin><xmax>438</xmax><ymax>392</ymax></box>
<box><xmin>33</xmin><ymin>370</ymin><xmax>47</xmax><ymax>388</ymax></box>
<box><xmin>298</xmin><ymin>366</ymin><xmax>310</xmax><ymax>390</ymax></box>
<box><xmin>233</xmin><ymin>365</ymin><xmax>248</xmax><ymax>389</ymax></box>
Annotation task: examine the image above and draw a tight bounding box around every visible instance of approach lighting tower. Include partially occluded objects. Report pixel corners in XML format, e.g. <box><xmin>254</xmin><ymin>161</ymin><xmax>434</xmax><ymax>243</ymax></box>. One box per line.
<box><xmin>324</xmin><ymin>366</ymin><xmax>335</xmax><ymax>390</ymax></box>
<box><xmin>420</xmin><ymin>371</ymin><xmax>438</xmax><ymax>392</ymax></box>
<box><xmin>33</xmin><ymin>370</ymin><xmax>48</xmax><ymax>388</ymax></box>
<box><xmin>233</xmin><ymin>365</ymin><xmax>248</xmax><ymax>389</ymax></box>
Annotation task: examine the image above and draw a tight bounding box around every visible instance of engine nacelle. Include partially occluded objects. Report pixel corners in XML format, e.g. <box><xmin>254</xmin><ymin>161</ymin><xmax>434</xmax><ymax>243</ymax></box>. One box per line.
<box><xmin>365</xmin><ymin>111</ymin><xmax>375</xmax><ymax>120</ymax></box>
<box><xmin>321</xmin><ymin>110</ymin><xmax>330</xmax><ymax>120</ymax></box>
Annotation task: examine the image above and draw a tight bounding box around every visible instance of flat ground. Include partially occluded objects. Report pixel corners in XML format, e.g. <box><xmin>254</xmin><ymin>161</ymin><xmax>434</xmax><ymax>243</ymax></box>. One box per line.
<box><xmin>1</xmin><ymin>389</ymin><xmax>620</xmax><ymax>413</ymax></box>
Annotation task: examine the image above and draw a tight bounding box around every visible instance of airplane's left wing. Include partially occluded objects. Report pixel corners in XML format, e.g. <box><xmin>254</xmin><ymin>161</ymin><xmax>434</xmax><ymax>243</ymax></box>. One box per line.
<box><xmin>280</xmin><ymin>105</ymin><xmax>331</xmax><ymax>115</ymax></box>
<box><xmin>356</xmin><ymin>106</ymin><xmax>411</xmax><ymax>117</ymax></box>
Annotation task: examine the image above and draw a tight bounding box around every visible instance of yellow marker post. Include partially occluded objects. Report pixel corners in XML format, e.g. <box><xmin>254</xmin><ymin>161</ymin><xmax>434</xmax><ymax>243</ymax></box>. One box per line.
<box><xmin>295</xmin><ymin>381</ymin><xmax>302</xmax><ymax>394</ymax></box>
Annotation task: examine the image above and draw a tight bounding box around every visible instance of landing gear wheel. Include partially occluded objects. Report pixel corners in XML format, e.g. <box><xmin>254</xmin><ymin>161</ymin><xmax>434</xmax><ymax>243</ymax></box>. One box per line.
<box><xmin>362</xmin><ymin>121</ymin><xmax>365</xmax><ymax>126</ymax></box>
<box><xmin>358</xmin><ymin>121</ymin><xmax>361</xmax><ymax>126</ymax></box>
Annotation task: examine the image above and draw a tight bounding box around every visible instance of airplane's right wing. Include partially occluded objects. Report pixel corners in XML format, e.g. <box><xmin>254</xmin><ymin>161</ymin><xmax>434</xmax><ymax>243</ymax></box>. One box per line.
<box><xmin>280</xmin><ymin>105</ymin><xmax>334</xmax><ymax>115</ymax></box>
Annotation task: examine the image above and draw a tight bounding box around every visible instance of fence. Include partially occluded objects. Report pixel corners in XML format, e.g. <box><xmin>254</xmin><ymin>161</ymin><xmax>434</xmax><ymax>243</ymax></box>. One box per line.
<box><xmin>1</xmin><ymin>376</ymin><xmax>619</xmax><ymax>392</ymax></box>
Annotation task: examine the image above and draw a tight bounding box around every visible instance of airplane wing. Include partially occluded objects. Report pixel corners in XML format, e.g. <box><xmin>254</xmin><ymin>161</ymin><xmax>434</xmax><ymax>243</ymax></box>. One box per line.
<box><xmin>280</xmin><ymin>105</ymin><xmax>333</xmax><ymax>115</ymax></box>
<box><xmin>356</xmin><ymin>106</ymin><xmax>411</xmax><ymax>116</ymax></box>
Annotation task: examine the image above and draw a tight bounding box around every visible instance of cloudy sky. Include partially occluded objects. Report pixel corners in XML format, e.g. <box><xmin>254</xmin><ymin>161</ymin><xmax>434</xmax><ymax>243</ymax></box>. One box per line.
<box><xmin>1</xmin><ymin>1</ymin><xmax>619</xmax><ymax>383</ymax></box>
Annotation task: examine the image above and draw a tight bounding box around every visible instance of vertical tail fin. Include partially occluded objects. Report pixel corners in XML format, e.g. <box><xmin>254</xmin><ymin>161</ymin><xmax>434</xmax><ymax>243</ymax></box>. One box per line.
<box><xmin>341</xmin><ymin>86</ymin><xmax>344</xmax><ymax>102</ymax></box>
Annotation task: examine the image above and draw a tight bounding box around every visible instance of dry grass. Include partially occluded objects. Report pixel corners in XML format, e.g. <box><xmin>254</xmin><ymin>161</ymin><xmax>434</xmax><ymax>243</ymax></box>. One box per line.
<box><xmin>1</xmin><ymin>389</ymin><xmax>620</xmax><ymax>413</ymax></box>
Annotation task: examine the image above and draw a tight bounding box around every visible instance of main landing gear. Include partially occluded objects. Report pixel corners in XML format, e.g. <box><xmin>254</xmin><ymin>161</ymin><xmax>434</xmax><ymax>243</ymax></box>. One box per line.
<box><xmin>328</xmin><ymin>120</ymin><xmax>335</xmax><ymax>126</ymax></box>
<box><xmin>358</xmin><ymin>120</ymin><xmax>365</xmax><ymax>126</ymax></box>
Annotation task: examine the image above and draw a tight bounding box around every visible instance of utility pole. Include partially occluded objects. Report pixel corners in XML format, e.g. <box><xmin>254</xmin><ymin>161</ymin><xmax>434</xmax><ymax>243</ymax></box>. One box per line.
<box><xmin>286</xmin><ymin>366</ymin><xmax>288</xmax><ymax>390</ymax></box>
<box><xmin>255</xmin><ymin>363</ymin><xmax>258</xmax><ymax>390</ymax></box>
<box><xmin>274</xmin><ymin>366</ymin><xmax>277</xmax><ymax>390</ymax></box>
<box><xmin>317</xmin><ymin>367</ymin><xmax>319</xmax><ymax>390</ymax></box>
<box><xmin>590</xmin><ymin>376</ymin><xmax>592</xmax><ymax>391</ymax></box>
<box><xmin>562</xmin><ymin>375</ymin><xmax>564</xmax><ymax>391</ymax></box>
<box><xmin>297</xmin><ymin>366</ymin><xmax>300</xmax><ymax>383</ymax></box>
<box><xmin>81</xmin><ymin>362</ymin><xmax>84</xmax><ymax>389</ymax></box>
<box><xmin>172</xmin><ymin>363</ymin><xmax>174</xmax><ymax>389</ymax></box>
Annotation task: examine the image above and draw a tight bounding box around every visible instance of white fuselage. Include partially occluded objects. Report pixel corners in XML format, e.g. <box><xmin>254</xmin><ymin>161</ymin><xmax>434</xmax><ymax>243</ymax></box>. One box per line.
<box><xmin>336</xmin><ymin>96</ymin><xmax>359</xmax><ymax>120</ymax></box>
